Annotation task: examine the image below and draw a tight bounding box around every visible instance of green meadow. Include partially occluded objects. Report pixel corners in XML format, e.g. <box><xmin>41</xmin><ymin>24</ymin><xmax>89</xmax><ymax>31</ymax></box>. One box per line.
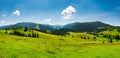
<box><xmin>1</xmin><ymin>0</ymin><xmax>120</xmax><ymax>58</ymax></box>
<box><xmin>0</xmin><ymin>29</ymin><xmax>120</xmax><ymax>58</ymax></box>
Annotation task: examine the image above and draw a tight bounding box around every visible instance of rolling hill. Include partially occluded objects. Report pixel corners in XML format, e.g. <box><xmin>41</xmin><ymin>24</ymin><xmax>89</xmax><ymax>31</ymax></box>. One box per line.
<box><xmin>0</xmin><ymin>28</ymin><xmax>120</xmax><ymax>58</ymax></box>
<box><xmin>0</xmin><ymin>23</ymin><xmax>120</xmax><ymax>58</ymax></box>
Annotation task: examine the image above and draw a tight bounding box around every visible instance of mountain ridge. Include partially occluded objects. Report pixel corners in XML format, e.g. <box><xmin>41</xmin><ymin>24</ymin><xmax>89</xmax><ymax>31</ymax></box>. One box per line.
<box><xmin>0</xmin><ymin>21</ymin><xmax>115</xmax><ymax>32</ymax></box>
<box><xmin>0</xmin><ymin>22</ymin><xmax>63</xmax><ymax>30</ymax></box>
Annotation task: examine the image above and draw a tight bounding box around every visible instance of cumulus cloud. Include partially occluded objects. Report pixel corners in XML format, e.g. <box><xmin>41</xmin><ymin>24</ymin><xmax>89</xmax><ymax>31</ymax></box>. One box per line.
<box><xmin>1</xmin><ymin>20</ymin><xmax>5</xmax><ymax>23</ymax></box>
<box><xmin>61</xmin><ymin>6</ymin><xmax>76</xmax><ymax>19</ymax></box>
<box><xmin>13</xmin><ymin>10</ymin><xmax>20</xmax><ymax>16</ymax></box>
<box><xmin>42</xmin><ymin>18</ymin><xmax>54</xmax><ymax>25</ymax></box>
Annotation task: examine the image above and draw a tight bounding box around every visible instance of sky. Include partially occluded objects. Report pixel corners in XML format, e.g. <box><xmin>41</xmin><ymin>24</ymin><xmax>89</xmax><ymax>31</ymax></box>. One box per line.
<box><xmin>0</xmin><ymin>0</ymin><xmax>120</xmax><ymax>26</ymax></box>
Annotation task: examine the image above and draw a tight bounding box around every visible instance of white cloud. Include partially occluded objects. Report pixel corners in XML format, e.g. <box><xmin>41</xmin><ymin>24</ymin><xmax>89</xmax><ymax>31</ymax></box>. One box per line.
<box><xmin>13</xmin><ymin>10</ymin><xmax>20</xmax><ymax>16</ymax></box>
<box><xmin>1</xmin><ymin>20</ymin><xmax>5</xmax><ymax>23</ymax></box>
<box><xmin>44</xmin><ymin>18</ymin><xmax>52</xmax><ymax>22</ymax></box>
<box><xmin>42</xmin><ymin>18</ymin><xmax>54</xmax><ymax>25</ymax></box>
<box><xmin>2</xmin><ymin>14</ymin><xmax>6</xmax><ymax>17</ymax></box>
<box><xmin>61</xmin><ymin>6</ymin><xmax>76</xmax><ymax>19</ymax></box>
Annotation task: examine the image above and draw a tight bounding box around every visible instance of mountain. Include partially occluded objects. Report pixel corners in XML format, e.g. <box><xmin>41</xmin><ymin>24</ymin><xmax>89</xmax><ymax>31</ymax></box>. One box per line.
<box><xmin>0</xmin><ymin>21</ymin><xmax>115</xmax><ymax>32</ymax></box>
<box><xmin>63</xmin><ymin>21</ymin><xmax>113</xmax><ymax>32</ymax></box>
<box><xmin>0</xmin><ymin>22</ymin><xmax>63</xmax><ymax>30</ymax></box>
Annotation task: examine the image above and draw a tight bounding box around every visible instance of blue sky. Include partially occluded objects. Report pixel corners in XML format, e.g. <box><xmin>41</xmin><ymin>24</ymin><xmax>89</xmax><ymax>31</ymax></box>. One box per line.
<box><xmin>0</xmin><ymin>0</ymin><xmax>120</xmax><ymax>26</ymax></box>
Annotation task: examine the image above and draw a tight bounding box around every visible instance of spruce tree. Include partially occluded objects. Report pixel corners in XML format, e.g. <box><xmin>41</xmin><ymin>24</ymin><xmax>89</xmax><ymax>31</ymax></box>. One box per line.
<box><xmin>24</xmin><ymin>26</ymin><xmax>28</xmax><ymax>32</ymax></box>
<box><xmin>37</xmin><ymin>33</ymin><xmax>39</xmax><ymax>38</ymax></box>
<box><xmin>35</xmin><ymin>32</ymin><xmax>37</xmax><ymax>38</ymax></box>
<box><xmin>5</xmin><ymin>29</ymin><xmax>7</xmax><ymax>34</ymax></box>
<box><xmin>32</xmin><ymin>32</ymin><xmax>35</xmax><ymax>37</ymax></box>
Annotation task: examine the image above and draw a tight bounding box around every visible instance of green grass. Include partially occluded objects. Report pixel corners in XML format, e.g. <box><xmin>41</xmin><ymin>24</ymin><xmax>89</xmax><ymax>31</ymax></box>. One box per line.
<box><xmin>100</xmin><ymin>29</ymin><xmax>120</xmax><ymax>37</ymax></box>
<box><xmin>0</xmin><ymin>29</ymin><xmax>120</xmax><ymax>58</ymax></box>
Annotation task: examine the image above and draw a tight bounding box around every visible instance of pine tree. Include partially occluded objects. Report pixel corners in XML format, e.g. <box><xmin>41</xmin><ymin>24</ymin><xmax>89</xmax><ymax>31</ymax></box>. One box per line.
<box><xmin>109</xmin><ymin>38</ymin><xmax>113</xmax><ymax>43</ymax></box>
<box><xmin>32</xmin><ymin>32</ymin><xmax>35</xmax><ymax>37</ymax></box>
<box><xmin>24</xmin><ymin>26</ymin><xmax>28</xmax><ymax>32</ymax></box>
<box><xmin>35</xmin><ymin>32</ymin><xmax>37</xmax><ymax>38</ymax></box>
<box><xmin>37</xmin><ymin>33</ymin><xmax>39</xmax><ymax>38</ymax></box>
<box><xmin>5</xmin><ymin>29</ymin><xmax>7</xmax><ymax>34</ymax></box>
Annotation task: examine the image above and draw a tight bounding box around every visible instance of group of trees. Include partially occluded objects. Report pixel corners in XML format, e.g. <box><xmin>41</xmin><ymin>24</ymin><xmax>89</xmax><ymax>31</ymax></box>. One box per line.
<box><xmin>10</xmin><ymin>30</ymin><xmax>39</xmax><ymax>38</ymax></box>
<box><xmin>4</xmin><ymin>25</ymin><xmax>120</xmax><ymax>43</ymax></box>
<box><xmin>80</xmin><ymin>36</ymin><xmax>97</xmax><ymax>41</ymax></box>
<box><xmin>104</xmin><ymin>34</ymin><xmax>120</xmax><ymax>39</ymax></box>
<box><xmin>99</xmin><ymin>30</ymin><xmax>120</xmax><ymax>43</ymax></box>
<box><xmin>67</xmin><ymin>32</ymin><xmax>97</xmax><ymax>41</ymax></box>
<box><xmin>102</xmin><ymin>34</ymin><xmax>120</xmax><ymax>43</ymax></box>
<box><xmin>89</xmin><ymin>29</ymin><xmax>120</xmax><ymax>43</ymax></box>
<box><xmin>5</xmin><ymin>27</ymin><xmax>40</xmax><ymax>38</ymax></box>
<box><xmin>50</xmin><ymin>28</ymin><xmax>73</xmax><ymax>36</ymax></box>
<box><xmin>28</xmin><ymin>31</ymin><xmax>39</xmax><ymax>38</ymax></box>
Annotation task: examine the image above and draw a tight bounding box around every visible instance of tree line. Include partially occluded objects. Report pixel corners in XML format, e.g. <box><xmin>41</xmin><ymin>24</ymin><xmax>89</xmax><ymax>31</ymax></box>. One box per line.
<box><xmin>5</xmin><ymin>27</ymin><xmax>40</xmax><ymax>38</ymax></box>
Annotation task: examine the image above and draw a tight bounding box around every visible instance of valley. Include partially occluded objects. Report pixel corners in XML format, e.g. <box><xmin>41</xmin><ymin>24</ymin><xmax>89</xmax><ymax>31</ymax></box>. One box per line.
<box><xmin>0</xmin><ymin>23</ymin><xmax>120</xmax><ymax>58</ymax></box>
<box><xmin>1</xmin><ymin>0</ymin><xmax>120</xmax><ymax>58</ymax></box>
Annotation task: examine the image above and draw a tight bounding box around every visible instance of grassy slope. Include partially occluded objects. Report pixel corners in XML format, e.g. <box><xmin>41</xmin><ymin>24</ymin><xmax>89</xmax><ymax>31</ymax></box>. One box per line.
<box><xmin>100</xmin><ymin>29</ymin><xmax>120</xmax><ymax>37</ymax></box>
<box><xmin>0</xmin><ymin>30</ymin><xmax>120</xmax><ymax>58</ymax></box>
<box><xmin>98</xmin><ymin>29</ymin><xmax>120</xmax><ymax>42</ymax></box>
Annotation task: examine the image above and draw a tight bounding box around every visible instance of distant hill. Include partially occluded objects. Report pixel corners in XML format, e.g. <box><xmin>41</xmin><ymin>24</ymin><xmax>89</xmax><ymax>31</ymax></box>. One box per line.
<box><xmin>63</xmin><ymin>21</ymin><xmax>113</xmax><ymax>32</ymax></box>
<box><xmin>0</xmin><ymin>21</ymin><xmax>117</xmax><ymax>32</ymax></box>
<box><xmin>0</xmin><ymin>22</ymin><xmax>63</xmax><ymax>30</ymax></box>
